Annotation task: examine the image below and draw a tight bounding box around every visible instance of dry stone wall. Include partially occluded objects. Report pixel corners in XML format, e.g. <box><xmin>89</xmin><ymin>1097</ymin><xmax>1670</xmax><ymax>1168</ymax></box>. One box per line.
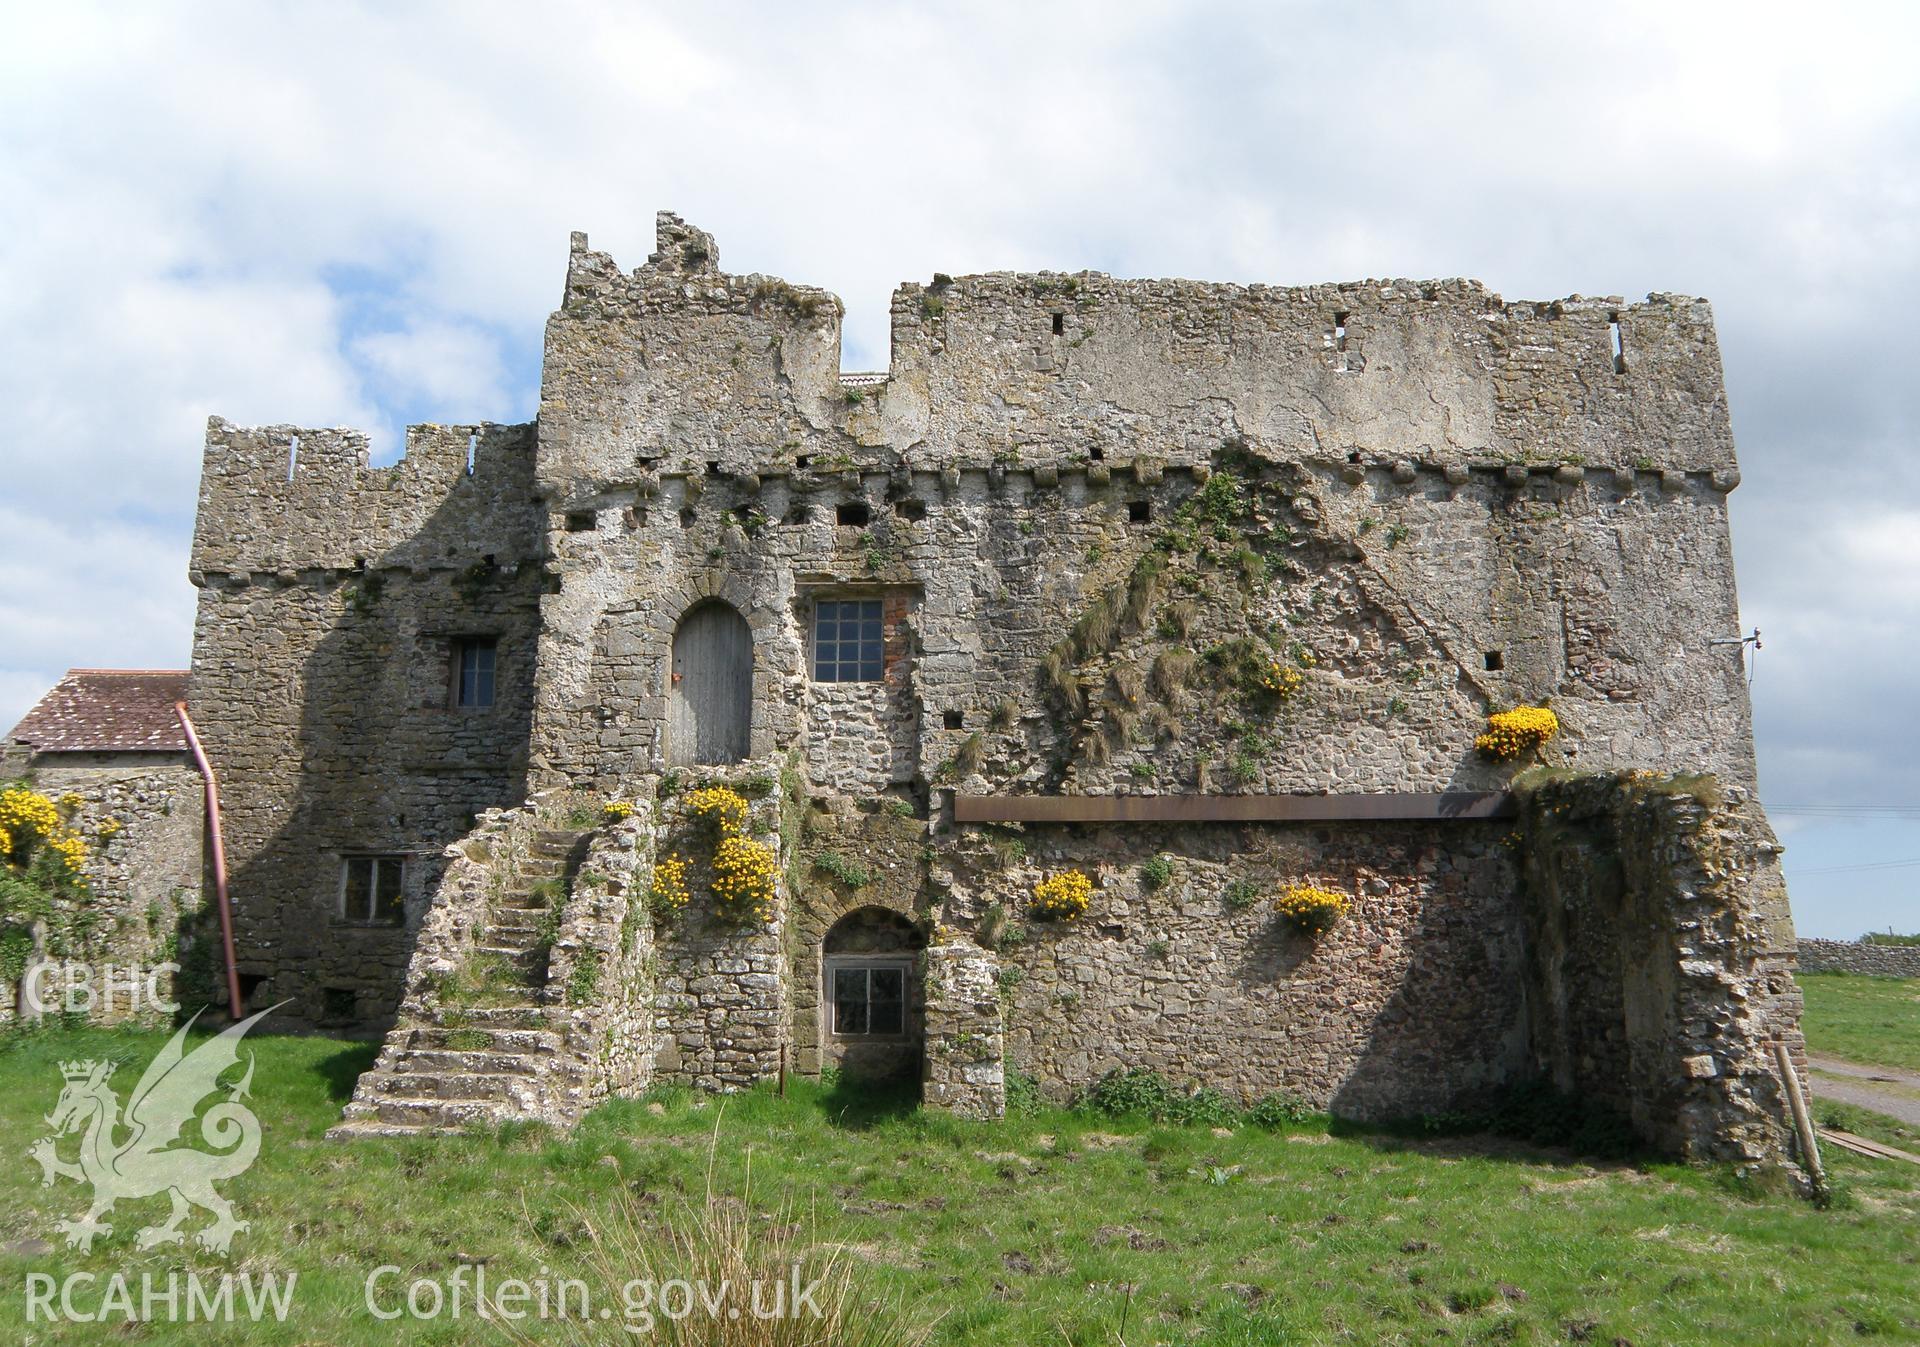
<box><xmin>1796</xmin><ymin>938</ymin><xmax>1920</xmax><ymax>978</ymax></box>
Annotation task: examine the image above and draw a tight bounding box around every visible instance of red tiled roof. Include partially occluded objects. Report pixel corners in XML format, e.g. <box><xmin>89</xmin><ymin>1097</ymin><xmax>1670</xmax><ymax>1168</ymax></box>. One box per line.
<box><xmin>6</xmin><ymin>670</ymin><xmax>191</xmax><ymax>753</ymax></box>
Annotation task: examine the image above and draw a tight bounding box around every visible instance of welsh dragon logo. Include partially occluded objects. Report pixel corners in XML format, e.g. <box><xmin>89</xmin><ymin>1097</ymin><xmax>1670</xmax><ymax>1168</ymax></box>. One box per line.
<box><xmin>27</xmin><ymin>1006</ymin><xmax>279</xmax><ymax>1255</ymax></box>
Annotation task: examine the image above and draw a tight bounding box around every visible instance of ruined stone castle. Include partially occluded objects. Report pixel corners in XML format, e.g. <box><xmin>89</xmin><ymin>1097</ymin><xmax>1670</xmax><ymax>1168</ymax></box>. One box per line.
<box><xmin>171</xmin><ymin>212</ymin><xmax>1803</xmax><ymax>1159</ymax></box>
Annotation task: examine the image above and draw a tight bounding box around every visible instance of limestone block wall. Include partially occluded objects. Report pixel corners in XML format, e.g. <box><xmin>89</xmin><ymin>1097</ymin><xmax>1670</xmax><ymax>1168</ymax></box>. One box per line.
<box><xmin>547</xmin><ymin>806</ymin><xmax>658</xmax><ymax>1113</ymax></box>
<box><xmin>922</xmin><ymin>935</ymin><xmax>1006</xmax><ymax>1119</ymax></box>
<box><xmin>186</xmin><ymin>420</ymin><xmax>545</xmax><ymax>1031</ymax></box>
<box><xmin>0</xmin><ymin>756</ymin><xmax>204</xmax><ymax>1024</ymax></box>
<box><xmin>648</xmin><ymin>766</ymin><xmax>794</xmax><ymax>1090</ymax></box>
<box><xmin>1517</xmin><ymin>774</ymin><xmax>1804</xmax><ymax>1164</ymax></box>
<box><xmin>521</xmin><ymin>215</ymin><xmax>1757</xmax><ymax>802</ymax></box>
<box><xmin>940</xmin><ymin>819</ymin><xmax>1527</xmax><ymax>1119</ymax></box>
<box><xmin>784</xmin><ymin>800</ymin><xmax>931</xmax><ymax>1079</ymax></box>
<box><xmin>1796</xmin><ymin>938</ymin><xmax>1920</xmax><ymax>978</ymax></box>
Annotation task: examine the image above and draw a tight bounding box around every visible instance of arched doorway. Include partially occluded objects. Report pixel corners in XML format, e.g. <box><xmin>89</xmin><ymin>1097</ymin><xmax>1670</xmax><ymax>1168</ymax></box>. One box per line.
<box><xmin>669</xmin><ymin>600</ymin><xmax>752</xmax><ymax>766</ymax></box>
<box><xmin>821</xmin><ymin>907</ymin><xmax>925</xmax><ymax>1082</ymax></box>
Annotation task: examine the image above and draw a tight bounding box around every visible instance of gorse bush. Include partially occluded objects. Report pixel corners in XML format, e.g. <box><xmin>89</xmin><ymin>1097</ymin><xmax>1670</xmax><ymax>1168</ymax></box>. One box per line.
<box><xmin>686</xmin><ymin>785</ymin><xmax>750</xmax><ymax>836</ymax></box>
<box><xmin>1274</xmin><ymin>883</ymin><xmax>1351</xmax><ymax>936</ymax></box>
<box><xmin>1030</xmin><ymin>869</ymin><xmax>1092</xmax><ymax>921</ymax></box>
<box><xmin>1475</xmin><ymin>706</ymin><xmax>1559</xmax><ymax>760</ymax></box>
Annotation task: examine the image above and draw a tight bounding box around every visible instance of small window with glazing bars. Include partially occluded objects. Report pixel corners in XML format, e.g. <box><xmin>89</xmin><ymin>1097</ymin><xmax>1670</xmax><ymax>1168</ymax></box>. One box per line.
<box><xmin>452</xmin><ymin>637</ymin><xmax>496</xmax><ymax>708</ymax></box>
<box><xmin>812</xmin><ymin>599</ymin><xmax>883</xmax><ymax>682</ymax></box>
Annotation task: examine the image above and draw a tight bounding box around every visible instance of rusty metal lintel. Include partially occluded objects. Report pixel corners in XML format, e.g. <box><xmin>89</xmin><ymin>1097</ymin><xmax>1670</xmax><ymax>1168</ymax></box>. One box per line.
<box><xmin>951</xmin><ymin>792</ymin><xmax>1514</xmax><ymax>824</ymax></box>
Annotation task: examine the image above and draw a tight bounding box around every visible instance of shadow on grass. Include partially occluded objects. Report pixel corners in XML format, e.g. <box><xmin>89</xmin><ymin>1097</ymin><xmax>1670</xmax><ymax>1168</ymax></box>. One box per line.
<box><xmin>802</xmin><ymin>1074</ymin><xmax>922</xmax><ymax>1131</ymax></box>
<box><xmin>313</xmin><ymin>1042</ymin><xmax>380</xmax><ymax>1102</ymax></box>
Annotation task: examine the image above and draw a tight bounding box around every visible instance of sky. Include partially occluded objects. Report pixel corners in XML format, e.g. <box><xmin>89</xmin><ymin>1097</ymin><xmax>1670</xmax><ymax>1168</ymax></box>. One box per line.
<box><xmin>1</xmin><ymin>1</ymin><xmax>1915</xmax><ymax>937</ymax></box>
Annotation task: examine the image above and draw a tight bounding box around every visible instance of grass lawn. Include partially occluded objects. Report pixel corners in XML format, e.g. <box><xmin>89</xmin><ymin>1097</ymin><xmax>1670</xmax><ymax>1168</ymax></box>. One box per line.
<box><xmin>1801</xmin><ymin>973</ymin><xmax>1920</xmax><ymax>1074</ymax></box>
<box><xmin>0</xmin><ymin>1025</ymin><xmax>1914</xmax><ymax>1344</ymax></box>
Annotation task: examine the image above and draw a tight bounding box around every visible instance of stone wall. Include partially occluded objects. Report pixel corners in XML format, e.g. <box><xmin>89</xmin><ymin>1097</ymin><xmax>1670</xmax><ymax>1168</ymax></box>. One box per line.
<box><xmin>186</xmin><ymin>420</ymin><xmax>545</xmax><ymax>1031</ymax></box>
<box><xmin>648</xmin><ymin>766</ymin><xmax>794</xmax><ymax>1090</ymax></box>
<box><xmin>939</xmin><ymin>819</ymin><xmax>1527</xmax><ymax>1119</ymax></box>
<box><xmin>0</xmin><ymin>756</ymin><xmax>204</xmax><ymax>1025</ymax></box>
<box><xmin>1517</xmin><ymin>773</ymin><xmax>1803</xmax><ymax>1164</ymax></box>
<box><xmin>547</xmin><ymin>806</ymin><xmax>658</xmax><ymax>1114</ymax></box>
<box><xmin>1796</xmin><ymin>938</ymin><xmax>1920</xmax><ymax>979</ymax></box>
<box><xmin>520</xmin><ymin>213</ymin><xmax>1756</xmax><ymax>805</ymax></box>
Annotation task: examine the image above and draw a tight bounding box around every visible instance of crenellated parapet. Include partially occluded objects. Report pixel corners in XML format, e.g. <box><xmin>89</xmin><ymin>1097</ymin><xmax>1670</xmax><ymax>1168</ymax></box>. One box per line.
<box><xmin>189</xmin><ymin>417</ymin><xmax>544</xmax><ymax>580</ymax></box>
<box><xmin>532</xmin><ymin>213</ymin><xmax>1735</xmax><ymax>513</ymax></box>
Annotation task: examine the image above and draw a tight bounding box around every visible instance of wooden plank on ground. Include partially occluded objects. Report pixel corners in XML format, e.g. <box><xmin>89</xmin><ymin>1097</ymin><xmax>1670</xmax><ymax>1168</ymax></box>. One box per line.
<box><xmin>1819</xmin><ymin>1128</ymin><xmax>1920</xmax><ymax>1166</ymax></box>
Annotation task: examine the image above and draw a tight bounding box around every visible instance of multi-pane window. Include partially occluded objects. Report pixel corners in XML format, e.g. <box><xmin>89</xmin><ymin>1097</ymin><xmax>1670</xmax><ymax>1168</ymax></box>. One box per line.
<box><xmin>812</xmin><ymin>599</ymin><xmax>883</xmax><ymax>683</ymax></box>
<box><xmin>453</xmin><ymin>638</ymin><xmax>496</xmax><ymax>708</ymax></box>
<box><xmin>829</xmin><ymin>961</ymin><xmax>907</xmax><ymax>1036</ymax></box>
<box><xmin>339</xmin><ymin>855</ymin><xmax>405</xmax><ymax>926</ymax></box>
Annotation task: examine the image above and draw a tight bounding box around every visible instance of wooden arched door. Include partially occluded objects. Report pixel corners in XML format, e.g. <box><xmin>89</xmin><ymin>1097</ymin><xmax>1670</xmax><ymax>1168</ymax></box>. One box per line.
<box><xmin>669</xmin><ymin>600</ymin><xmax>752</xmax><ymax>765</ymax></box>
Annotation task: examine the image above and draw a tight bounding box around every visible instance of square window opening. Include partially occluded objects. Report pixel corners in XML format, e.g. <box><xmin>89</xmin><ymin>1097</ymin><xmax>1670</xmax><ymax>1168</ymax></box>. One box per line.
<box><xmin>830</xmin><ymin>960</ymin><xmax>910</xmax><ymax>1037</ymax></box>
<box><xmin>942</xmin><ymin>710</ymin><xmax>964</xmax><ymax>730</ymax></box>
<box><xmin>1127</xmin><ymin>500</ymin><xmax>1151</xmax><ymax>524</ymax></box>
<box><xmin>564</xmin><ymin>510</ymin><xmax>597</xmax><ymax>532</ymax></box>
<box><xmin>451</xmin><ymin>638</ymin><xmax>497</xmax><ymax>709</ymax></box>
<box><xmin>1484</xmin><ymin>650</ymin><xmax>1505</xmax><ymax>671</ymax></box>
<box><xmin>321</xmin><ymin>987</ymin><xmax>356</xmax><ymax>1020</ymax></box>
<box><xmin>836</xmin><ymin>501</ymin><xmax>871</xmax><ymax>527</ymax></box>
<box><xmin>338</xmin><ymin>855</ymin><xmax>406</xmax><ymax>926</ymax></box>
<box><xmin>1051</xmin><ymin>312</ymin><xmax>1065</xmax><ymax>336</ymax></box>
<box><xmin>679</xmin><ymin>508</ymin><xmax>698</xmax><ymax>529</ymax></box>
<box><xmin>812</xmin><ymin>599</ymin><xmax>885</xmax><ymax>682</ymax></box>
<box><xmin>893</xmin><ymin>498</ymin><xmax>927</xmax><ymax>522</ymax></box>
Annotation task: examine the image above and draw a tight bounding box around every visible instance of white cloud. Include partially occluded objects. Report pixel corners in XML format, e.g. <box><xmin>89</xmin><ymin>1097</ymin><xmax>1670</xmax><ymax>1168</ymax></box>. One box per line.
<box><xmin>0</xmin><ymin>0</ymin><xmax>1916</xmax><ymax>931</ymax></box>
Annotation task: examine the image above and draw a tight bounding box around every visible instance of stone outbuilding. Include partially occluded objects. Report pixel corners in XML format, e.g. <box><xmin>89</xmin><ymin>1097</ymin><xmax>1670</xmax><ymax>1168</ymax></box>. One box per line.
<box><xmin>2</xmin><ymin>669</ymin><xmax>206</xmax><ymax>1020</ymax></box>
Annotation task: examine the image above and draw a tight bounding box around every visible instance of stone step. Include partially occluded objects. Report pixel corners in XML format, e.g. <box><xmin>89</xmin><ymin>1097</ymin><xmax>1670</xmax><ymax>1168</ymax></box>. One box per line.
<box><xmin>432</xmin><ymin>1005</ymin><xmax>554</xmax><ymax>1030</ymax></box>
<box><xmin>473</xmin><ymin>943</ymin><xmax>547</xmax><ymax>970</ymax></box>
<box><xmin>489</xmin><ymin>907</ymin><xmax>550</xmax><ymax>932</ymax></box>
<box><xmin>393</xmin><ymin>1047</ymin><xmax>554</xmax><ymax>1074</ymax></box>
<box><xmin>408</xmin><ymin>1028</ymin><xmax>552</xmax><ymax>1059</ymax></box>
<box><xmin>496</xmin><ymin>888</ymin><xmax>562</xmax><ymax>910</ymax></box>
<box><xmin>363</xmin><ymin>1095</ymin><xmax>519</xmax><ymax>1130</ymax></box>
<box><xmin>533</xmin><ymin>829</ymin><xmax>584</xmax><ymax>845</ymax></box>
<box><xmin>372</xmin><ymin>1071</ymin><xmax>540</xmax><ymax>1103</ymax></box>
<box><xmin>327</xmin><ymin>1117</ymin><xmax>451</xmax><ymax>1140</ymax></box>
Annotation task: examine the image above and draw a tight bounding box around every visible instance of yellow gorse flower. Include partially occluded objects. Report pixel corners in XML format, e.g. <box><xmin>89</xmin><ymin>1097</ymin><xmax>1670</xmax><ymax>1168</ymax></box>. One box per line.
<box><xmin>601</xmin><ymin>799</ymin><xmax>635</xmax><ymax>821</ymax></box>
<box><xmin>649</xmin><ymin>854</ymin><xmax>691</xmax><ymax>911</ymax></box>
<box><xmin>45</xmin><ymin>832</ymin><xmax>88</xmax><ymax>873</ymax></box>
<box><xmin>1274</xmin><ymin>882</ymin><xmax>1350</xmax><ymax>935</ymax></box>
<box><xmin>686</xmin><ymin>786</ymin><xmax>749</xmax><ymax>837</ymax></box>
<box><xmin>96</xmin><ymin>817</ymin><xmax>122</xmax><ymax>839</ymax></box>
<box><xmin>1474</xmin><ymin>706</ymin><xmax>1559</xmax><ymax>760</ymax></box>
<box><xmin>0</xmin><ymin>787</ymin><xmax>59</xmax><ymax>849</ymax></box>
<box><xmin>1258</xmin><ymin>661</ymin><xmax>1304</xmax><ymax>698</ymax></box>
<box><xmin>711</xmin><ymin>835</ymin><xmax>777</xmax><ymax>925</ymax></box>
<box><xmin>1031</xmin><ymin>869</ymin><xmax>1093</xmax><ymax>921</ymax></box>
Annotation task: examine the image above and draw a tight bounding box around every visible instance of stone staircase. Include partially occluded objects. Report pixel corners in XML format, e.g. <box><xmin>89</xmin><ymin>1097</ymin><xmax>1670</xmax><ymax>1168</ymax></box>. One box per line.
<box><xmin>328</xmin><ymin>826</ymin><xmax>590</xmax><ymax>1138</ymax></box>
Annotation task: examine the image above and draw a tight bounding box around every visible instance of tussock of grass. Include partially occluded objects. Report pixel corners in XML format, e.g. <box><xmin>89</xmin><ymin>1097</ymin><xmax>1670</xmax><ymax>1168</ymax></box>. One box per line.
<box><xmin>1150</xmin><ymin>648</ymin><xmax>1195</xmax><ymax>701</ymax></box>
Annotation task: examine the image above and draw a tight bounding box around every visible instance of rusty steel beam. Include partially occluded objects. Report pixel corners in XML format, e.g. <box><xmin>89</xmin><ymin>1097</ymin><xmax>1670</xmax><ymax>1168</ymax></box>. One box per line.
<box><xmin>951</xmin><ymin>792</ymin><xmax>1514</xmax><ymax>824</ymax></box>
